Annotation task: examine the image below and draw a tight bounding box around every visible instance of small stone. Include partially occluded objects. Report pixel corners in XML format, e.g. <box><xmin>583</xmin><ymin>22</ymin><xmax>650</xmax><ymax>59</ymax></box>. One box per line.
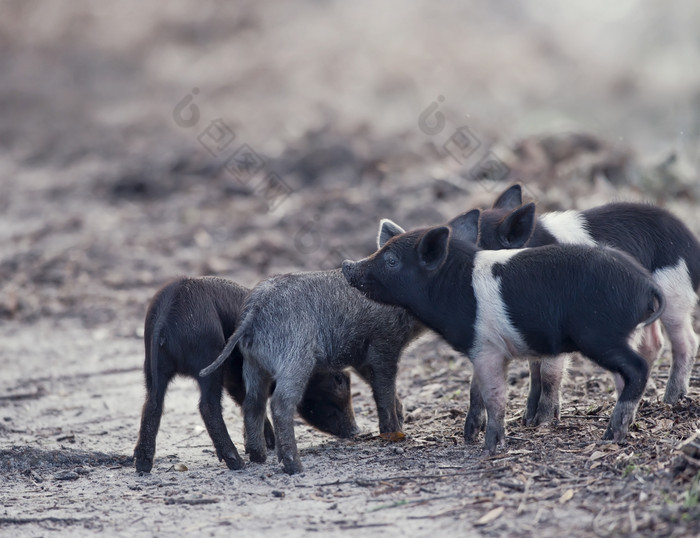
<box><xmin>173</xmin><ymin>463</ymin><xmax>188</xmax><ymax>472</ymax></box>
<box><xmin>271</xmin><ymin>490</ymin><xmax>285</xmax><ymax>498</ymax></box>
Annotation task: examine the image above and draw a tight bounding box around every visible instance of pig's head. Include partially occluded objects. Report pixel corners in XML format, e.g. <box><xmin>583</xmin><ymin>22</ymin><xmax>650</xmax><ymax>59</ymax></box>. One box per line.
<box><xmin>297</xmin><ymin>370</ymin><xmax>359</xmax><ymax>438</ymax></box>
<box><xmin>342</xmin><ymin>211</ymin><xmax>480</xmax><ymax>313</ymax></box>
<box><xmin>472</xmin><ymin>183</ymin><xmax>537</xmax><ymax>250</ymax></box>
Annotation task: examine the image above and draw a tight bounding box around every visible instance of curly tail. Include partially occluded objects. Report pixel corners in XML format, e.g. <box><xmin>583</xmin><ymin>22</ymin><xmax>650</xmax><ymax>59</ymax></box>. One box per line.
<box><xmin>199</xmin><ymin>314</ymin><xmax>252</xmax><ymax>377</ymax></box>
<box><xmin>642</xmin><ymin>287</ymin><xmax>666</xmax><ymax>327</ymax></box>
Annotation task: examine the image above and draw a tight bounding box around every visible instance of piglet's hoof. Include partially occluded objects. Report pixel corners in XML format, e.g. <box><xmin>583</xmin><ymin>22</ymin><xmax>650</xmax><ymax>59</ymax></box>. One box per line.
<box><xmin>482</xmin><ymin>440</ymin><xmax>506</xmax><ymax>457</ymax></box>
<box><xmin>339</xmin><ymin>425</ymin><xmax>361</xmax><ymax>439</ymax></box>
<box><xmin>464</xmin><ymin>415</ymin><xmax>486</xmax><ymax>443</ymax></box>
<box><xmin>663</xmin><ymin>388</ymin><xmax>687</xmax><ymax>406</ymax></box>
<box><xmin>247</xmin><ymin>448</ymin><xmax>267</xmax><ymax>463</ymax></box>
<box><xmin>282</xmin><ymin>458</ymin><xmax>304</xmax><ymax>475</ymax></box>
<box><xmin>223</xmin><ymin>454</ymin><xmax>244</xmax><ymax>470</ymax></box>
<box><xmin>524</xmin><ymin>411</ymin><xmax>559</xmax><ymax>428</ymax></box>
<box><xmin>135</xmin><ymin>461</ymin><xmax>152</xmax><ymax>474</ymax></box>
<box><xmin>379</xmin><ymin>431</ymin><xmax>406</xmax><ymax>442</ymax></box>
<box><xmin>601</xmin><ymin>427</ymin><xmax>629</xmax><ymax>443</ymax></box>
<box><xmin>134</xmin><ymin>450</ymin><xmax>154</xmax><ymax>474</ymax></box>
<box><xmin>484</xmin><ymin>430</ymin><xmax>506</xmax><ymax>455</ymax></box>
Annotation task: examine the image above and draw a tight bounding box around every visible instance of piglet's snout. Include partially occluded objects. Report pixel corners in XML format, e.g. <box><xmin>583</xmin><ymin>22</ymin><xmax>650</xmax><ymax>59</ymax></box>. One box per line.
<box><xmin>342</xmin><ymin>260</ymin><xmax>357</xmax><ymax>285</ymax></box>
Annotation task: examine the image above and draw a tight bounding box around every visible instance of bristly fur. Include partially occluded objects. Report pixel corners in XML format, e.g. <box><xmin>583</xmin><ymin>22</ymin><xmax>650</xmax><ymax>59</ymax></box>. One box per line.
<box><xmin>202</xmin><ymin>268</ymin><xmax>425</xmax><ymax>475</ymax></box>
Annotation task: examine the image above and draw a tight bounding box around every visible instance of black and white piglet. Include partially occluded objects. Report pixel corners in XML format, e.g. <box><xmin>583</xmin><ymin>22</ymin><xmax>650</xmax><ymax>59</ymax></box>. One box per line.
<box><xmin>200</xmin><ymin>269</ymin><xmax>425</xmax><ymax>474</ymax></box>
<box><xmin>134</xmin><ymin>276</ymin><xmax>358</xmax><ymax>473</ymax></box>
<box><xmin>475</xmin><ymin>184</ymin><xmax>700</xmax><ymax>408</ymax></box>
<box><xmin>342</xmin><ymin>214</ymin><xmax>665</xmax><ymax>453</ymax></box>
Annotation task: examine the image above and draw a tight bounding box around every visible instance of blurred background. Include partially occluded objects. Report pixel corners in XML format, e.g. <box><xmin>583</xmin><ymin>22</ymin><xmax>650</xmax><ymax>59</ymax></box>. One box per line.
<box><xmin>1</xmin><ymin>0</ymin><xmax>699</xmax><ymax>328</ymax></box>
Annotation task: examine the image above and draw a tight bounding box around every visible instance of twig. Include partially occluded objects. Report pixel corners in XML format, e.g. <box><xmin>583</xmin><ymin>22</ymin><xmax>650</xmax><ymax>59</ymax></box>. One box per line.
<box><xmin>0</xmin><ymin>387</ymin><xmax>46</xmax><ymax>401</ymax></box>
<box><xmin>559</xmin><ymin>415</ymin><xmax>609</xmax><ymax>420</ymax></box>
<box><xmin>0</xmin><ymin>516</ymin><xmax>89</xmax><ymax>525</ymax></box>
<box><xmin>164</xmin><ymin>497</ymin><xmax>219</xmax><ymax>505</ymax></box>
<box><xmin>337</xmin><ymin>522</ymin><xmax>390</xmax><ymax>530</ymax></box>
<box><xmin>497</xmin><ymin>480</ymin><xmax>526</xmax><ymax>492</ymax></box>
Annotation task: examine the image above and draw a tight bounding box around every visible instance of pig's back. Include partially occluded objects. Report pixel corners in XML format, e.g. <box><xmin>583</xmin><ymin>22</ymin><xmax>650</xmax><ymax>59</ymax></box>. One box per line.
<box><xmin>583</xmin><ymin>203</ymin><xmax>700</xmax><ymax>288</ymax></box>
<box><xmin>491</xmin><ymin>244</ymin><xmax>657</xmax><ymax>353</ymax></box>
<box><xmin>241</xmin><ymin>270</ymin><xmax>419</xmax><ymax>364</ymax></box>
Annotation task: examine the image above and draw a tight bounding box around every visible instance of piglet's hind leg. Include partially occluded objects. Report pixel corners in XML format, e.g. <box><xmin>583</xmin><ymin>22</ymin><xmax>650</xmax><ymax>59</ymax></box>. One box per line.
<box><xmin>242</xmin><ymin>359</ymin><xmax>272</xmax><ymax>464</ymax></box>
<box><xmin>528</xmin><ymin>355</ymin><xmax>567</xmax><ymax>426</ymax></box>
<box><xmin>198</xmin><ymin>375</ymin><xmax>243</xmax><ymax>470</ymax></box>
<box><xmin>663</xmin><ymin>316</ymin><xmax>699</xmax><ymax>404</ymax></box>
<box><xmin>134</xmin><ymin>361</ymin><xmax>174</xmax><ymax>473</ymax></box>
<box><xmin>270</xmin><ymin>359</ymin><xmax>315</xmax><ymax>475</ymax></box>
<box><xmin>599</xmin><ymin>346</ymin><xmax>649</xmax><ymax>442</ymax></box>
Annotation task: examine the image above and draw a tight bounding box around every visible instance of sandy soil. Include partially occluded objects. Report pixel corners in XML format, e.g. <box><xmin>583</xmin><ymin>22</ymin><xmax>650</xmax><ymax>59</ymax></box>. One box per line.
<box><xmin>2</xmin><ymin>2</ymin><xmax>700</xmax><ymax>536</ymax></box>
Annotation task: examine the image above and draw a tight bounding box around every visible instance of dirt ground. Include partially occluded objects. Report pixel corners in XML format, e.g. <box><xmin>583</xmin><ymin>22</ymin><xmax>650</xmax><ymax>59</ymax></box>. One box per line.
<box><xmin>2</xmin><ymin>2</ymin><xmax>700</xmax><ymax>536</ymax></box>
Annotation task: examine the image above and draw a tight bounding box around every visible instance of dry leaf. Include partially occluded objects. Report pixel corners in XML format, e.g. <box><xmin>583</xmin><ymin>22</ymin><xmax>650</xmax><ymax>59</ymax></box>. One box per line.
<box><xmin>653</xmin><ymin>418</ymin><xmax>675</xmax><ymax>432</ymax></box>
<box><xmin>379</xmin><ymin>431</ymin><xmax>407</xmax><ymax>442</ymax></box>
<box><xmin>174</xmin><ymin>463</ymin><xmax>188</xmax><ymax>472</ymax></box>
<box><xmin>559</xmin><ymin>489</ymin><xmax>574</xmax><ymax>503</ymax></box>
<box><xmin>475</xmin><ymin>506</ymin><xmax>505</xmax><ymax>526</ymax></box>
<box><xmin>589</xmin><ymin>451</ymin><xmax>606</xmax><ymax>461</ymax></box>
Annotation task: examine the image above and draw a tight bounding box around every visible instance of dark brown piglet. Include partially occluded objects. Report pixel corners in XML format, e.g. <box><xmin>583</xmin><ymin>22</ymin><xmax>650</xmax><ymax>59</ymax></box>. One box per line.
<box><xmin>134</xmin><ymin>276</ymin><xmax>358</xmax><ymax>473</ymax></box>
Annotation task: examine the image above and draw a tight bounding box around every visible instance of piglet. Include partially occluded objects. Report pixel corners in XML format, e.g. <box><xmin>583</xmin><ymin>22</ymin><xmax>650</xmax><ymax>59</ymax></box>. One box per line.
<box><xmin>342</xmin><ymin>213</ymin><xmax>664</xmax><ymax>453</ymax></box>
<box><xmin>200</xmin><ymin>270</ymin><xmax>425</xmax><ymax>474</ymax></box>
<box><xmin>134</xmin><ymin>276</ymin><xmax>358</xmax><ymax>473</ymax></box>
<box><xmin>475</xmin><ymin>184</ymin><xmax>700</xmax><ymax>410</ymax></box>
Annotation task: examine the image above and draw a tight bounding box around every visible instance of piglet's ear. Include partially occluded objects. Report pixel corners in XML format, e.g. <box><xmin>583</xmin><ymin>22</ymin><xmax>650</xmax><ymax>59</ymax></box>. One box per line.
<box><xmin>377</xmin><ymin>219</ymin><xmax>405</xmax><ymax>249</ymax></box>
<box><xmin>448</xmin><ymin>209</ymin><xmax>480</xmax><ymax>244</ymax></box>
<box><xmin>498</xmin><ymin>202</ymin><xmax>536</xmax><ymax>248</ymax></box>
<box><xmin>417</xmin><ymin>226</ymin><xmax>450</xmax><ymax>271</ymax></box>
<box><xmin>492</xmin><ymin>184</ymin><xmax>522</xmax><ymax>209</ymax></box>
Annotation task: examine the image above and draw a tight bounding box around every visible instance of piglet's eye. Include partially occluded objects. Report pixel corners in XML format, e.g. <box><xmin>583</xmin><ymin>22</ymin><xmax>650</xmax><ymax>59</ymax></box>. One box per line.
<box><xmin>385</xmin><ymin>253</ymin><xmax>399</xmax><ymax>267</ymax></box>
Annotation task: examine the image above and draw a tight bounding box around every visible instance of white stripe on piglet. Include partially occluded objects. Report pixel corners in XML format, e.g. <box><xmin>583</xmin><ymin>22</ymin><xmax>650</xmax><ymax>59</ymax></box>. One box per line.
<box><xmin>471</xmin><ymin>250</ymin><xmax>529</xmax><ymax>358</ymax></box>
<box><xmin>539</xmin><ymin>211</ymin><xmax>597</xmax><ymax>246</ymax></box>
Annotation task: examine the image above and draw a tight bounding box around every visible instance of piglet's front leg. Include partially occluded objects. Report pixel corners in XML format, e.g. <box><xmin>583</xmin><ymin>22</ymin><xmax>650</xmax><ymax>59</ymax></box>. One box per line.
<box><xmin>525</xmin><ymin>355</ymin><xmax>566</xmax><ymax>426</ymax></box>
<box><xmin>471</xmin><ymin>349</ymin><xmax>509</xmax><ymax>454</ymax></box>
<box><xmin>360</xmin><ymin>352</ymin><xmax>403</xmax><ymax>435</ymax></box>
